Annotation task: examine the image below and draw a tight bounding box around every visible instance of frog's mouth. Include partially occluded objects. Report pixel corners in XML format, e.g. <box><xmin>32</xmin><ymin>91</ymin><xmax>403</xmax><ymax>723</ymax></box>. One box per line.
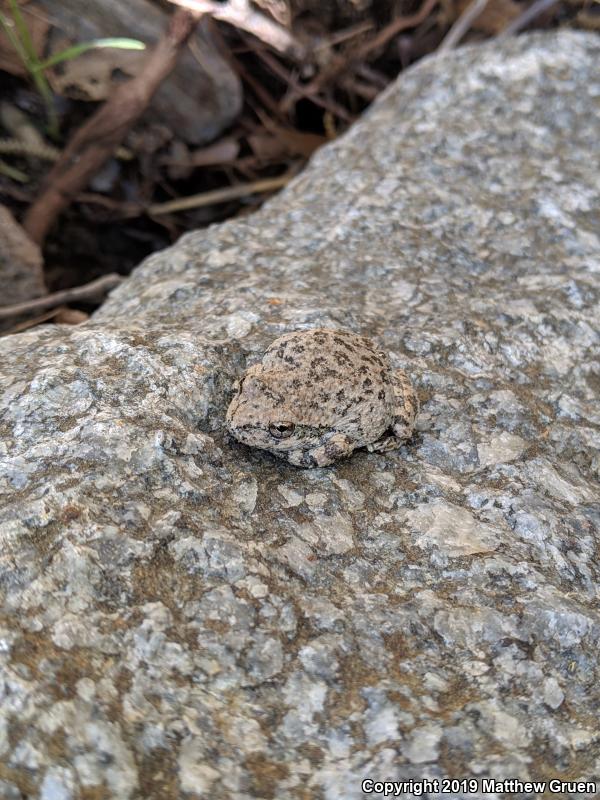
<box><xmin>226</xmin><ymin>421</ymin><xmax>280</xmax><ymax>450</ymax></box>
<box><xmin>229</xmin><ymin>419</ymin><xmax>320</xmax><ymax>453</ymax></box>
<box><xmin>226</xmin><ymin>421</ymin><xmax>266</xmax><ymax>447</ymax></box>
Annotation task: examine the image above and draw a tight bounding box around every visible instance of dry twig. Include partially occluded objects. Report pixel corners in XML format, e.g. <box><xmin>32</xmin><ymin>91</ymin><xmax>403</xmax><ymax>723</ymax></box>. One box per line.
<box><xmin>256</xmin><ymin>48</ymin><xmax>353</xmax><ymax>121</ymax></box>
<box><xmin>23</xmin><ymin>9</ymin><xmax>201</xmax><ymax>245</ymax></box>
<box><xmin>281</xmin><ymin>0</ymin><xmax>438</xmax><ymax>112</ymax></box>
<box><xmin>314</xmin><ymin>20</ymin><xmax>375</xmax><ymax>50</ymax></box>
<box><xmin>2</xmin><ymin>307</ymin><xmax>68</xmax><ymax>336</ymax></box>
<box><xmin>2</xmin><ymin>307</ymin><xmax>89</xmax><ymax>336</ymax></box>
<box><xmin>0</xmin><ymin>274</ymin><xmax>123</xmax><ymax>319</ymax></box>
<box><xmin>148</xmin><ymin>174</ymin><xmax>292</xmax><ymax>215</ymax></box>
<box><xmin>438</xmin><ymin>0</ymin><xmax>489</xmax><ymax>50</ymax></box>
<box><xmin>500</xmin><ymin>0</ymin><xmax>559</xmax><ymax>35</ymax></box>
<box><xmin>353</xmin><ymin>0</ymin><xmax>439</xmax><ymax>60</ymax></box>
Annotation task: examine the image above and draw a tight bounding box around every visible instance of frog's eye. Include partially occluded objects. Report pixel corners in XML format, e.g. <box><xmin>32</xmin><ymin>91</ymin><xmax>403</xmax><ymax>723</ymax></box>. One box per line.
<box><xmin>269</xmin><ymin>422</ymin><xmax>295</xmax><ymax>439</ymax></box>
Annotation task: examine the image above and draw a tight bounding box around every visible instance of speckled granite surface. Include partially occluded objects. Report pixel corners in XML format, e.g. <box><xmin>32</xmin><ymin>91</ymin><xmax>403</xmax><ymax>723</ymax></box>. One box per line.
<box><xmin>1</xmin><ymin>31</ymin><xmax>599</xmax><ymax>800</ymax></box>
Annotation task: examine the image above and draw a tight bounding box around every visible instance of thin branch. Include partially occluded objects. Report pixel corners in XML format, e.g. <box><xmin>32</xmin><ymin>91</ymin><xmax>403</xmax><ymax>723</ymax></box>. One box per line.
<box><xmin>500</xmin><ymin>0</ymin><xmax>558</xmax><ymax>36</ymax></box>
<box><xmin>227</xmin><ymin>48</ymin><xmax>291</xmax><ymax>122</ymax></box>
<box><xmin>2</xmin><ymin>306</ymin><xmax>67</xmax><ymax>335</ymax></box>
<box><xmin>339</xmin><ymin>75</ymin><xmax>380</xmax><ymax>102</ymax></box>
<box><xmin>281</xmin><ymin>0</ymin><xmax>438</xmax><ymax>111</ymax></box>
<box><xmin>315</xmin><ymin>20</ymin><xmax>374</xmax><ymax>50</ymax></box>
<box><xmin>354</xmin><ymin>0</ymin><xmax>438</xmax><ymax>60</ymax></box>
<box><xmin>0</xmin><ymin>273</ymin><xmax>123</xmax><ymax>319</ymax></box>
<box><xmin>255</xmin><ymin>47</ymin><xmax>353</xmax><ymax>121</ymax></box>
<box><xmin>355</xmin><ymin>63</ymin><xmax>389</xmax><ymax>90</ymax></box>
<box><xmin>148</xmin><ymin>174</ymin><xmax>291</xmax><ymax>215</ymax></box>
<box><xmin>438</xmin><ymin>0</ymin><xmax>489</xmax><ymax>51</ymax></box>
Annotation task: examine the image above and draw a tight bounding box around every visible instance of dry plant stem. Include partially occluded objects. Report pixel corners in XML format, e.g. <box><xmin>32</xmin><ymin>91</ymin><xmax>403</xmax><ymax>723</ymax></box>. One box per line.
<box><xmin>500</xmin><ymin>0</ymin><xmax>558</xmax><ymax>36</ymax></box>
<box><xmin>353</xmin><ymin>0</ymin><xmax>438</xmax><ymax>60</ymax></box>
<box><xmin>0</xmin><ymin>137</ymin><xmax>60</xmax><ymax>160</ymax></box>
<box><xmin>438</xmin><ymin>0</ymin><xmax>489</xmax><ymax>51</ymax></box>
<box><xmin>355</xmin><ymin>63</ymin><xmax>388</xmax><ymax>89</ymax></box>
<box><xmin>0</xmin><ymin>273</ymin><xmax>123</xmax><ymax>319</ymax></box>
<box><xmin>255</xmin><ymin>48</ymin><xmax>353</xmax><ymax>121</ymax></box>
<box><xmin>75</xmin><ymin>193</ymin><xmax>141</xmax><ymax>216</ymax></box>
<box><xmin>148</xmin><ymin>174</ymin><xmax>291</xmax><ymax>215</ymax></box>
<box><xmin>3</xmin><ymin>306</ymin><xmax>88</xmax><ymax>335</ymax></box>
<box><xmin>0</xmin><ymin>137</ymin><xmax>133</xmax><ymax>162</ymax></box>
<box><xmin>281</xmin><ymin>0</ymin><xmax>438</xmax><ymax>112</ymax></box>
<box><xmin>206</xmin><ymin>19</ymin><xmax>290</xmax><ymax>124</ymax></box>
<box><xmin>233</xmin><ymin>57</ymin><xmax>290</xmax><ymax>122</ymax></box>
<box><xmin>315</xmin><ymin>20</ymin><xmax>374</xmax><ymax>51</ymax></box>
<box><xmin>3</xmin><ymin>306</ymin><xmax>67</xmax><ymax>335</ymax></box>
<box><xmin>22</xmin><ymin>9</ymin><xmax>200</xmax><ymax>246</ymax></box>
<box><xmin>167</xmin><ymin>0</ymin><xmax>304</xmax><ymax>58</ymax></box>
<box><xmin>339</xmin><ymin>75</ymin><xmax>379</xmax><ymax>101</ymax></box>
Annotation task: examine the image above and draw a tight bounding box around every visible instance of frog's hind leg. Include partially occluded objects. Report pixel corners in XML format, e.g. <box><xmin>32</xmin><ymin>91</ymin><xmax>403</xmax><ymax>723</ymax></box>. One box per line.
<box><xmin>391</xmin><ymin>369</ymin><xmax>419</xmax><ymax>439</ymax></box>
<box><xmin>367</xmin><ymin>370</ymin><xmax>419</xmax><ymax>453</ymax></box>
<box><xmin>367</xmin><ymin>434</ymin><xmax>402</xmax><ymax>453</ymax></box>
<box><xmin>287</xmin><ymin>433</ymin><xmax>355</xmax><ymax>468</ymax></box>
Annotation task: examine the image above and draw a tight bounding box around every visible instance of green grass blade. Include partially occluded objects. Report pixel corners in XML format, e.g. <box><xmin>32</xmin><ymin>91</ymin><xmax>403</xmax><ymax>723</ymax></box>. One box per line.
<box><xmin>1</xmin><ymin>4</ymin><xmax>59</xmax><ymax>137</ymax></box>
<box><xmin>8</xmin><ymin>0</ymin><xmax>38</xmax><ymax>65</ymax></box>
<box><xmin>36</xmin><ymin>38</ymin><xmax>146</xmax><ymax>71</ymax></box>
<box><xmin>0</xmin><ymin>10</ymin><xmax>30</xmax><ymax>67</ymax></box>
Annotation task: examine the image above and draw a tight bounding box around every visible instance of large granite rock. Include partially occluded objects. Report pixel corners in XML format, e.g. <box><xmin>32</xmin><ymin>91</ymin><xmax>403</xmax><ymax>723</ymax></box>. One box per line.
<box><xmin>1</xmin><ymin>30</ymin><xmax>599</xmax><ymax>800</ymax></box>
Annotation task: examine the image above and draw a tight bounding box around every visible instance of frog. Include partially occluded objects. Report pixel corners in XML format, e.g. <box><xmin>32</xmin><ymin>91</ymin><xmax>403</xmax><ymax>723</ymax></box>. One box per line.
<box><xmin>225</xmin><ymin>328</ymin><xmax>419</xmax><ymax>468</ymax></box>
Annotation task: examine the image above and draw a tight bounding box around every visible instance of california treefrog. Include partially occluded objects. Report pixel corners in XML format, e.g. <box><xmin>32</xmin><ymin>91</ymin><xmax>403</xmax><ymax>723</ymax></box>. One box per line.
<box><xmin>226</xmin><ymin>328</ymin><xmax>419</xmax><ymax>467</ymax></box>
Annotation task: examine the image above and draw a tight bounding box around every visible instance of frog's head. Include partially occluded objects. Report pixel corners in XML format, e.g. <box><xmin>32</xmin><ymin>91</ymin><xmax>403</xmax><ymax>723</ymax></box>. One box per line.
<box><xmin>225</xmin><ymin>368</ymin><xmax>349</xmax><ymax>466</ymax></box>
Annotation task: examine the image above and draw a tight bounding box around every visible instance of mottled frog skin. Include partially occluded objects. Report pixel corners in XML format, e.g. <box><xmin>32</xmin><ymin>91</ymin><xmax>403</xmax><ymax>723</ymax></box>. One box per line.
<box><xmin>226</xmin><ymin>328</ymin><xmax>419</xmax><ymax>468</ymax></box>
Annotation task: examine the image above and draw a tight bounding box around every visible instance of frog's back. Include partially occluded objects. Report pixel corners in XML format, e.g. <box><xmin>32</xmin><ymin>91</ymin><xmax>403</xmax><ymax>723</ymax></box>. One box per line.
<box><xmin>264</xmin><ymin>329</ymin><xmax>388</xmax><ymax>383</ymax></box>
<box><xmin>261</xmin><ymin>329</ymin><xmax>395</xmax><ymax>439</ymax></box>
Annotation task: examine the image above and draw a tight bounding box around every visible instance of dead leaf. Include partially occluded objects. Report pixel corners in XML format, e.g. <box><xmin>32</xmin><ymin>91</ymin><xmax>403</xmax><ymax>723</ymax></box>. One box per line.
<box><xmin>164</xmin><ymin>139</ymin><xmax>191</xmax><ymax>180</ymax></box>
<box><xmin>249</xmin><ymin>120</ymin><xmax>327</xmax><ymax>160</ymax></box>
<box><xmin>162</xmin><ymin>137</ymin><xmax>240</xmax><ymax>179</ymax></box>
<box><xmin>46</xmin><ymin>41</ymin><xmax>145</xmax><ymax>100</ymax></box>
<box><xmin>189</xmin><ymin>138</ymin><xmax>240</xmax><ymax>167</ymax></box>
<box><xmin>0</xmin><ymin>203</ymin><xmax>46</xmax><ymax>308</ymax></box>
<box><xmin>248</xmin><ymin>133</ymin><xmax>288</xmax><ymax>161</ymax></box>
<box><xmin>251</xmin><ymin>0</ymin><xmax>292</xmax><ymax>28</ymax></box>
<box><xmin>54</xmin><ymin>307</ymin><xmax>88</xmax><ymax>324</ymax></box>
<box><xmin>575</xmin><ymin>7</ymin><xmax>600</xmax><ymax>30</ymax></box>
<box><xmin>455</xmin><ymin>0</ymin><xmax>521</xmax><ymax>33</ymax></box>
<box><xmin>162</xmin><ymin>137</ymin><xmax>239</xmax><ymax>166</ymax></box>
<box><xmin>1</xmin><ymin>100</ymin><xmax>51</xmax><ymax>148</ymax></box>
<box><xmin>276</xmin><ymin>125</ymin><xmax>328</xmax><ymax>156</ymax></box>
<box><xmin>2</xmin><ymin>306</ymin><xmax>58</xmax><ymax>335</ymax></box>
